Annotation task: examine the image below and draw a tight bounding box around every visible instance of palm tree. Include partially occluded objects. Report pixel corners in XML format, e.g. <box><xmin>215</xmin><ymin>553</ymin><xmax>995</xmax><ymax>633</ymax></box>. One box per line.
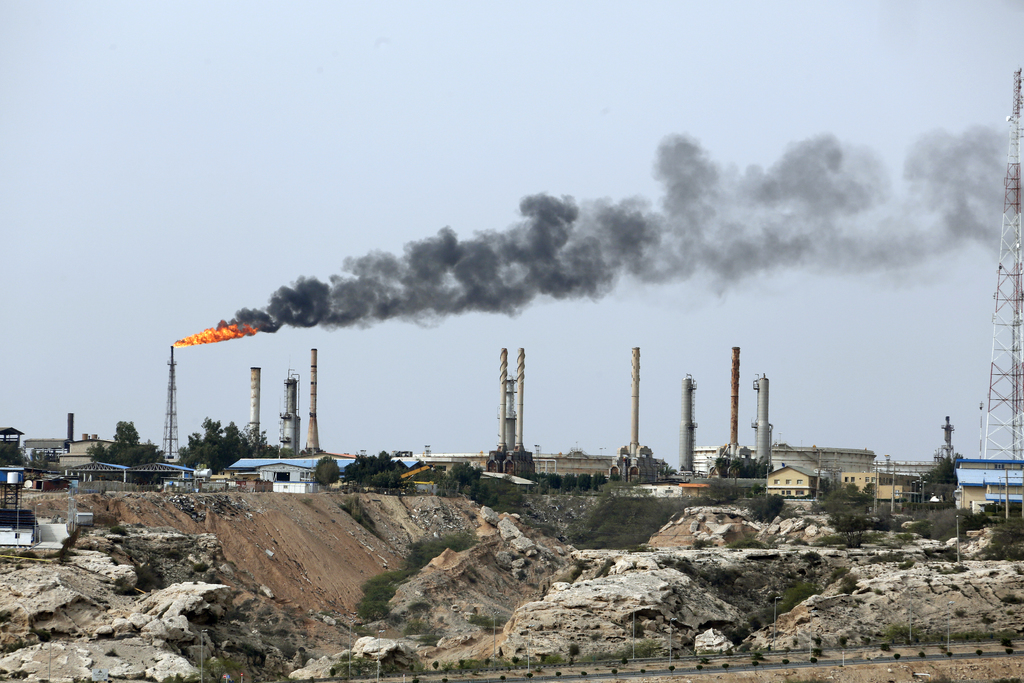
<box><xmin>729</xmin><ymin>460</ymin><xmax>742</xmax><ymax>484</ymax></box>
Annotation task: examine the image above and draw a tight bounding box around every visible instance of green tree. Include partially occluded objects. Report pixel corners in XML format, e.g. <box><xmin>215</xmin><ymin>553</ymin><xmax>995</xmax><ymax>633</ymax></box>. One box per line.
<box><xmin>829</xmin><ymin>512</ymin><xmax>873</xmax><ymax>548</ymax></box>
<box><xmin>314</xmin><ymin>456</ymin><xmax>340</xmax><ymax>486</ymax></box>
<box><xmin>89</xmin><ymin>421</ymin><xmax>160</xmax><ymax>467</ymax></box>
<box><xmin>729</xmin><ymin>459</ymin><xmax>742</xmax><ymax>484</ymax></box>
<box><xmin>747</xmin><ymin>494</ymin><xmax>785</xmax><ymax>522</ymax></box>
<box><xmin>925</xmin><ymin>454</ymin><xmax>961</xmax><ymax>485</ymax></box>
<box><xmin>177</xmin><ymin>418</ymin><xmax>254</xmax><ymax>474</ymax></box>
<box><xmin>0</xmin><ymin>443</ymin><xmax>24</xmax><ymax>467</ymax></box>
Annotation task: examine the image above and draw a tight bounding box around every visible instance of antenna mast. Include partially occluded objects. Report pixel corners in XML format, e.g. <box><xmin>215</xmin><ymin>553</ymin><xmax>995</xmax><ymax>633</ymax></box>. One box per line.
<box><xmin>162</xmin><ymin>346</ymin><xmax>179</xmax><ymax>461</ymax></box>
<box><xmin>986</xmin><ymin>68</ymin><xmax>1024</xmax><ymax>460</ymax></box>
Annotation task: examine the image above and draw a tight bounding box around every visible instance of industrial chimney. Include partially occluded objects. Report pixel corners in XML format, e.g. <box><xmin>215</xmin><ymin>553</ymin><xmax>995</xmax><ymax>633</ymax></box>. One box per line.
<box><xmin>306</xmin><ymin>349</ymin><xmax>320</xmax><ymax>453</ymax></box>
<box><xmin>250</xmin><ymin>367</ymin><xmax>261</xmax><ymax>435</ymax></box>
<box><xmin>66</xmin><ymin>413</ymin><xmax>74</xmax><ymax>444</ymax></box>
<box><xmin>630</xmin><ymin>347</ymin><xmax>640</xmax><ymax>454</ymax></box>
<box><xmin>730</xmin><ymin>347</ymin><xmax>740</xmax><ymax>456</ymax></box>
<box><xmin>515</xmin><ymin>348</ymin><xmax>525</xmax><ymax>450</ymax></box>
<box><xmin>498</xmin><ymin>348</ymin><xmax>508</xmax><ymax>451</ymax></box>
<box><xmin>678</xmin><ymin>376</ymin><xmax>696</xmax><ymax>471</ymax></box>
<box><xmin>753</xmin><ymin>375</ymin><xmax>770</xmax><ymax>465</ymax></box>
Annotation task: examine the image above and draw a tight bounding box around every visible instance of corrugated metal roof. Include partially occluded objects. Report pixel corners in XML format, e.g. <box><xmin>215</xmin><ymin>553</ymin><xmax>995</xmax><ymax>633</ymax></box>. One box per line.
<box><xmin>226</xmin><ymin>458</ymin><xmax>322</xmax><ymax>470</ymax></box>
<box><xmin>957</xmin><ymin>468</ymin><xmax>1024</xmax><ymax>487</ymax></box>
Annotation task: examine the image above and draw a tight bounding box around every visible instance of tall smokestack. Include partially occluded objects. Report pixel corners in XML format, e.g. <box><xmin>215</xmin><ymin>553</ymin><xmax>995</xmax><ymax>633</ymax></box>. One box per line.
<box><xmin>67</xmin><ymin>413</ymin><xmax>74</xmax><ymax>444</ymax></box>
<box><xmin>630</xmin><ymin>347</ymin><xmax>640</xmax><ymax>454</ymax></box>
<box><xmin>498</xmin><ymin>349</ymin><xmax>508</xmax><ymax>450</ymax></box>
<box><xmin>679</xmin><ymin>376</ymin><xmax>695</xmax><ymax>471</ymax></box>
<box><xmin>306</xmin><ymin>349</ymin><xmax>320</xmax><ymax>453</ymax></box>
<box><xmin>730</xmin><ymin>347</ymin><xmax>740</xmax><ymax>451</ymax></box>
<box><xmin>250</xmin><ymin>368</ymin><xmax>261</xmax><ymax>434</ymax></box>
<box><xmin>282</xmin><ymin>375</ymin><xmax>300</xmax><ymax>451</ymax></box>
<box><xmin>754</xmin><ymin>375</ymin><xmax>770</xmax><ymax>465</ymax></box>
<box><xmin>516</xmin><ymin>348</ymin><xmax>525</xmax><ymax>450</ymax></box>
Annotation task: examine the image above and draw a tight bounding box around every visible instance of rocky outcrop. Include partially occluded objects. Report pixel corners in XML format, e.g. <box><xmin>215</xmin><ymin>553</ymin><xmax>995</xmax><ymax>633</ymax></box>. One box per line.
<box><xmin>500</xmin><ymin>552</ymin><xmax>741</xmax><ymax>659</ymax></box>
<box><xmin>132</xmin><ymin>581</ymin><xmax>232</xmax><ymax>621</ymax></box>
<box><xmin>647</xmin><ymin>506</ymin><xmax>764</xmax><ymax>547</ymax></box>
<box><xmin>694</xmin><ymin>628</ymin><xmax>731</xmax><ymax>653</ymax></box>
<box><xmin>0</xmin><ymin>639</ymin><xmax>195</xmax><ymax>682</ymax></box>
<box><xmin>748</xmin><ymin>560</ymin><xmax>1024</xmax><ymax>649</ymax></box>
<box><xmin>288</xmin><ymin>637</ymin><xmax>418</xmax><ymax>678</ymax></box>
<box><xmin>391</xmin><ymin>512</ymin><xmax>571</xmax><ymax>648</ymax></box>
<box><xmin>648</xmin><ymin>506</ymin><xmax>838</xmax><ymax>548</ymax></box>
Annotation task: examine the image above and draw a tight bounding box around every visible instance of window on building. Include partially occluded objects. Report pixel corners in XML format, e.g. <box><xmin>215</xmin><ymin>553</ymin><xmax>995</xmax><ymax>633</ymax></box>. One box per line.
<box><xmin>786</xmin><ymin>479</ymin><xmax>791</xmax><ymax>485</ymax></box>
<box><xmin>797</xmin><ymin>479</ymin><xmax>804</xmax><ymax>485</ymax></box>
<box><xmin>774</xmin><ymin>479</ymin><xmax>780</xmax><ymax>484</ymax></box>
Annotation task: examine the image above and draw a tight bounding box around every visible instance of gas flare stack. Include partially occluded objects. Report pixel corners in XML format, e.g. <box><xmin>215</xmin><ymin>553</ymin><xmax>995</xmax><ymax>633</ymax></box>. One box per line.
<box><xmin>611</xmin><ymin>347</ymin><xmax>657</xmax><ymax>483</ymax></box>
<box><xmin>486</xmin><ymin>348</ymin><xmax>534</xmax><ymax>476</ymax></box>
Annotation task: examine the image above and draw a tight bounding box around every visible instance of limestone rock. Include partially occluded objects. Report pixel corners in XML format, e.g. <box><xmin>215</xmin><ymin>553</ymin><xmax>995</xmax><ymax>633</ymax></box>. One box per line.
<box><xmin>694</xmin><ymin>628</ymin><xmax>731</xmax><ymax>653</ymax></box>
<box><xmin>132</xmin><ymin>581</ymin><xmax>232</xmax><ymax>620</ymax></box>
<box><xmin>497</xmin><ymin>517</ymin><xmax>522</xmax><ymax>541</ymax></box>
<box><xmin>479</xmin><ymin>507</ymin><xmax>500</xmax><ymax>526</ymax></box>
<box><xmin>502</xmin><ymin>565</ymin><xmax>740</xmax><ymax>658</ymax></box>
<box><xmin>351</xmin><ymin>636</ymin><xmax>417</xmax><ymax>668</ymax></box>
<box><xmin>510</xmin><ymin>536</ymin><xmax>536</xmax><ymax>553</ymax></box>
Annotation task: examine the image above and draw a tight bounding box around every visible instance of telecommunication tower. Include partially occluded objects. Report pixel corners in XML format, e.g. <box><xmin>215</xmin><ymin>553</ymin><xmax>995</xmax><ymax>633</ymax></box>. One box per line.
<box><xmin>986</xmin><ymin>68</ymin><xmax>1024</xmax><ymax>460</ymax></box>
<box><xmin>162</xmin><ymin>346</ymin><xmax>179</xmax><ymax>461</ymax></box>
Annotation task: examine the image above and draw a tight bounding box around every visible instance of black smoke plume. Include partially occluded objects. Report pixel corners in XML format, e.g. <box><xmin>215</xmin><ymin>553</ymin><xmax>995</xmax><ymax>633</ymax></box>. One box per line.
<box><xmin>235</xmin><ymin>128</ymin><xmax>1005</xmax><ymax>333</ymax></box>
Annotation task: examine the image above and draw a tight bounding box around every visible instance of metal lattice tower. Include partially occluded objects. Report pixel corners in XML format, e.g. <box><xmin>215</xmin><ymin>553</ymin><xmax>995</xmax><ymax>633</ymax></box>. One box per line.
<box><xmin>162</xmin><ymin>346</ymin><xmax>179</xmax><ymax>461</ymax></box>
<box><xmin>986</xmin><ymin>68</ymin><xmax>1024</xmax><ymax>460</ymax></box>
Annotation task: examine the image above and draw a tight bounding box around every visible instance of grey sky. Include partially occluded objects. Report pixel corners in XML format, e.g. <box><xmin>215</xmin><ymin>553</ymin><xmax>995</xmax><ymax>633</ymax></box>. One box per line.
<box><xmin>1</xmin><ymin>2</ymin><xmax>1019</xmax><ymax>463</ymax></box>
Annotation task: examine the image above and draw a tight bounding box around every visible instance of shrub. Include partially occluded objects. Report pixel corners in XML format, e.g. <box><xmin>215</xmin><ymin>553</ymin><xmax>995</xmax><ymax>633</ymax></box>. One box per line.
<box><xmin>192</xmin><ymin>562</ymin><xmax>209</xmax><ymax>573</ymax></box>
<box><xmin>109</xmin><ymin>525</ymin><xmax>128</xmax><ymax>535</ymax></box>
<box><xmin>809</xmin><ymin>657</ymin><xmax>817</xmax><ymax>663</ymax></box>
<box><xmin>722</xmin><ymin>663</ymin><xmax>729</xmax><ymax>669</ymax></box>
<box><xmin>782</xmin><ymin>659</ymin><xmax>789</xmax><ymax>664</ymax></box>
<box><xmin>778</xmin><ymin>582</ymin><xmax>821</xmax><ymax>614</ymax></box>
<box><xmin>893</xmin><ymin>653</ymin><xmax>901</xmax><ymax>660</ymax></box>
<box><xmin>976</xmin><ymin>649</ymin><xmax>983</xmax><ymax>656</ymax></box>
<box><xmin>747</xmin><ymin>495</ymin><xmax>785</xmax><ymax>522</ymax></box>
<box><xmin>880</xmin><ymin>644</ymin><xmax>890</xmax><ymax>651</ymax></box>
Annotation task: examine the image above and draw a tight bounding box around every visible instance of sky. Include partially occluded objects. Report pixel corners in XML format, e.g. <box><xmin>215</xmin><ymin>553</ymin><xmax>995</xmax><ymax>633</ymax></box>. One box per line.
<box><xmin>1</xmin><ymin>1</ymin><xmax>1021</xmax><ymax>465</ymax></box>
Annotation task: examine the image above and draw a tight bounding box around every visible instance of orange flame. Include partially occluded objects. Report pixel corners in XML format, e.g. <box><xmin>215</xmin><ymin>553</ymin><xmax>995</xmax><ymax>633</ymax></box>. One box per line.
<box><xmin>174</xmin><ymin>321</ymin><xmax>259</xmax><ymax>347</ymax></box>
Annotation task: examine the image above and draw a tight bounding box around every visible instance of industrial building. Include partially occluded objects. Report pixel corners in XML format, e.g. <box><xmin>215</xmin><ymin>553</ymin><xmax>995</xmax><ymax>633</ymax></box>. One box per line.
<box><xmin>956</xmin><ymin>458</ymin><xmax>1024</xmax><ymax>511</ymax></box>
<box><xmin>767</xmin><ymin>465</ymin><xmax>818</xmax><ymax>498</ymax></box>
<box><xmin>486</xmin><ymin>348</ymin><xmax>534</xmax><ymax>476</ymax></box>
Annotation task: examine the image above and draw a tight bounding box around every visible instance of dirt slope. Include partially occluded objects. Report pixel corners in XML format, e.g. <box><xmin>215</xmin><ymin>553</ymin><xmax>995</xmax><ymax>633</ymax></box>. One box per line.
<box><xmin>81</xmin><ymin>491</ymin><xmax>478</xmax><ymax>614</ymax></box>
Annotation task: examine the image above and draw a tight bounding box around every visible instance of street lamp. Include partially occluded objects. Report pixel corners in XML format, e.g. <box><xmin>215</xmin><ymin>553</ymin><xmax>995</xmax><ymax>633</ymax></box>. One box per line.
<box><xmin>492</xmin><ymin>614</ymin><xmax>496</xmax><ymax>659</ymax></box>
<box><xmin>200</xmin><ymin>630</ymin><xmax>208</xmax><ymax>683</ymax></box>
<box><xmin>631</xmin><ymin>609</ymin><xmax>636</xmax><ymax>661</ymax></box>
<box><xmin>669</xmin><ymin>618</ymin><xmax>678</xmax><ymax>666</ymax></box>
<box><xmin>946</xmin><ymin>601</ymin><xmax>954</xmax><ymax>650</ymax></box>
<box><xmin>376</xmin><ymin>629</ymin><xmax>385</xmax><ymax>683</ymax></box>
<box><xmin>527</xmin><ymin>624</ymin><xmax>536</xmax><ymax>673</ymax></box>
<box><xmin>772</xmin><ymin>596</ymin><xmax>781</xmax><ymax>651</ymax></box>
